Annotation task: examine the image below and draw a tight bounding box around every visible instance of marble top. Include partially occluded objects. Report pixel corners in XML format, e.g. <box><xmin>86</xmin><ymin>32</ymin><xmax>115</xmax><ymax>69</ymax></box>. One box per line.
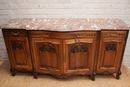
<box><xmin>0</xmin><ymin>18</ymin><xmax>130</xmax><ymax>31</ymax></box>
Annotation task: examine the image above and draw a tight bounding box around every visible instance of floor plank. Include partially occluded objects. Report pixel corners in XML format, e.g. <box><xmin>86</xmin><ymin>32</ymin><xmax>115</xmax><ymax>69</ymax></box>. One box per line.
<box><xmin>0</xmin><ymin>60</ymin><xmax>130</xmax><ymax>87</ymax></box>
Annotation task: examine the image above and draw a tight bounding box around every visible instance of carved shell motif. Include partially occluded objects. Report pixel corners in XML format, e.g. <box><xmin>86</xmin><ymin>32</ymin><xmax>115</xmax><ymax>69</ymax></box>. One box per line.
<box><xmin>106</xmin><ymin>43</ymin><xmax>116</xmax><ymax>51</ymax></box>
<box><xmin>12</xmin><ymin>41</ymin><xmax>23</xmax><ymax>50</ymax></box>
<box><xmin>70</xmin><ymin>43</ymin><xmax>88</xmax><ymax>54</ymax></box>
<box><xmin>39</xmin><ymin>43</ymin><xmax>56</xmax><ymax>54</ymax></box>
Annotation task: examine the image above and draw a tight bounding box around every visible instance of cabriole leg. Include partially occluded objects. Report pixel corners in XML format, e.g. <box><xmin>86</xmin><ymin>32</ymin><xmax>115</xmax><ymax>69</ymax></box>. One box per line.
<box><xmin>11</xmin><ymin>68</ymin><xmax>16</xmax><ymax>76</ymax></box>
<box><xmin>91</xmin><ymin>72</ymin><xmax>96</xmax><ymax>81</ymax></box>
<box><xmin>116</xmin><ymin>71</ymin><xmax>121</xmax><ymax>79</ymax></box>
<box><xmin>33</xmin><ymin>70</ymin><xmax>38</xmax><ymax>79</ymax></box>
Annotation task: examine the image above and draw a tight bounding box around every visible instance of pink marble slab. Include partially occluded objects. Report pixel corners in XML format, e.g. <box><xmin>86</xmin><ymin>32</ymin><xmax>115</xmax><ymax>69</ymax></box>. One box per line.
<box><xmin>0</xmin><ymin>18</ymin><xmax>130</xmax><ymax>31</ymax></box>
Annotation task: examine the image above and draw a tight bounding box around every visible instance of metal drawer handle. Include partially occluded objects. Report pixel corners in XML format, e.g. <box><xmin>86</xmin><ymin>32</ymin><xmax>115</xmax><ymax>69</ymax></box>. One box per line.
<box><xmin>76</xmin><ymin>34</ymin><xmax>83</xmax><ymax>37</ymax></box>
<box><xmin>12</xmin><ymin>32</ymin><xmax>19</xmax><ymax>36</ymax></box>
<box><xmin>110</xmin><ymin>34</ymin><xmax>116</xmax><ymax>37</ymax></box>
<box><xmin>43</xmin><ymin>34</ymin><xmax>50</xmax><ymax>37</ymax></box>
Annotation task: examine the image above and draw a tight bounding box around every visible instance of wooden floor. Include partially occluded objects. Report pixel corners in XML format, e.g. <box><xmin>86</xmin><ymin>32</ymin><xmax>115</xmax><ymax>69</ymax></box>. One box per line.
<box><xmin>0</xmin><ymin>60</ymin><xmax>130</xmax><ymax>87</ymax></box>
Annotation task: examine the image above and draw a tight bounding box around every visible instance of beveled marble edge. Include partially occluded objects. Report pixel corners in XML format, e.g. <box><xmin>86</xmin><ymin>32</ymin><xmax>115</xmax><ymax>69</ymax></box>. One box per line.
<box><xmin>0</xmin><ymin>18</ymin><xmax>130</xmax><ymax>31</ymax></box>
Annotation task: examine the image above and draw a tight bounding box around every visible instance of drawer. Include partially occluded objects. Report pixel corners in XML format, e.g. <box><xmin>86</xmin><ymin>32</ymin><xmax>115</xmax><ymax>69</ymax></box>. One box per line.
<box><xmin>29</xmin><ymin>31</ymin><xmax>97</xmax><ymax>39</ymax></box>
<box><xmin>2</xmin><ymin>29</ymin><xmax>27</xmax><ymax>37</ymax></box>
<box><xmin>101</xmin><ymin>31</ymin><xmax>128</xmax><ymax>38</ymax></box>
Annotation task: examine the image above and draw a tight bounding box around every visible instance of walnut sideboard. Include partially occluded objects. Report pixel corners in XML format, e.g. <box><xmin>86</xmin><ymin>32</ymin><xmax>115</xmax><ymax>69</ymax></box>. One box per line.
<box><xmin>1</xmin><ymin>18</ymin><xmax>130</xmax><ymax>81</ymax></box>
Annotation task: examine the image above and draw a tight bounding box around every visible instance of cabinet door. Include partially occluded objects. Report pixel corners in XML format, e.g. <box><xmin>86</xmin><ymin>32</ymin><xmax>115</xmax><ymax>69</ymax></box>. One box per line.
<box><xmin>6</xmin><ymin>37</ymin><xmax>32</xmax><ymax>71</ymax></box>
<box><xmin>97</xmin><ymin>38</ymin><xmax>126</xmax><ymax>73</ymax></box>
<box><xmin>31</xmin><ymin>38</ymin><xmax>63</xmax><ymax>75</ymax></box>
<box><xmin>63</xmin><ymin>39</ymin><xmax>96</xmax><ymax>75</ymax></box>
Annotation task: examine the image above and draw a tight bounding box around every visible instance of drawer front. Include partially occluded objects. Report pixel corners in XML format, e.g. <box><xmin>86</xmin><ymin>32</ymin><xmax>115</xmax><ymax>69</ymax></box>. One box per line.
<box><xmin>101</xmin><ymin>31</ymin><xmax>128</xmax><ymax>38</ymax></box>
<box><xmin>2</xmin><ymin>29</ymin><xmax>27</xmax><ymax>37</ymax></box>
<box><xmin>29</xmin><ymin>31</ymin><xmax>97</xmax><ymax>39</ymax></box>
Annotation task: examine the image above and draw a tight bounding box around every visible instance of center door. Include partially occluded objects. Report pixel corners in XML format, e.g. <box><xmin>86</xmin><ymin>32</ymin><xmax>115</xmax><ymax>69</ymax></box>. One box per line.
<box><xmin>63</xmin><ymin>39</ymin><xmax>96</xmax><ymax>76</ymax></box>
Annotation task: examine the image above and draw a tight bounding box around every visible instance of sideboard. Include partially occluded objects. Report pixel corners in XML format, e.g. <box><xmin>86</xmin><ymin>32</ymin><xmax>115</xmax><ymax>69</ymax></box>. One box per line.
<box><xmin>1</xmin><ymin>18</ymin><xmax>130</xmax><ymax>81</ymax></box>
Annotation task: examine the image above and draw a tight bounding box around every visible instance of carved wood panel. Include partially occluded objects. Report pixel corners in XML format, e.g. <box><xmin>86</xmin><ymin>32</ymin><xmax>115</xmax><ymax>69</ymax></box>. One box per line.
<box><xmin>65</xmin><ymin>41</ymin><xmax>91</xmax><ymax>70</ymax></box>
<box><xmin>70</xmin><ymin>43</ymin><xmax>88</xmax><ymax>54</ymax></box>
<box><xmin>86</xmin><ymin>33</ymin><xmax>96</xmax><ymax>37</ymax></box>
<box><xmin>101</xmin><ymin>42</ymin><xmax>117</xmax><ymax>68</ymax></box>
<box><xmin>63</xmin><ymin>38</ymin><xmax>96</xmax><ymax>75</ymax></box>
<box><xmin>32</xmin><ymin>39</ymin><xmax>62</xmax><ymax>74</ymax></box>
<box><xmin>30</xmin><ymin>32</ymin><xmax>43</xmax><ymax>37</ymax></box>
<box><xmin>12</xmin><ymin>41</ymin><xmax>23</xmax><ymax>50</ymax></box>
<box><xmin>106</xmin><ymin>43</ymin><xmax>116</xmax><ymax>51</ymax></box>
<box><xmin>39</xmin><ymin>43</ymin><xmax>56</xmax><ymax>54</ymax></box>
<box><xmin>7</xmin><ymin>38</ymin><xmax>32</xmax><ymax>71</ymax></box>
<box><xmin>97</xmin><ymin>38</ymin><xmax>126</xmax><ymax>74</ymax></box>
<box><xmin>101</xmin><ymin>31</ymin><xmax>127</xmax><ymax>37</ymax></box>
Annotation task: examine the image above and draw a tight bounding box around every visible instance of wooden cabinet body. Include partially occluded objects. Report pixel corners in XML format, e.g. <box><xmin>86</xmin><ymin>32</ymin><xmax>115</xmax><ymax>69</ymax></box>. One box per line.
<box><xmin>2</xmin><ymin>29</ymin><xmax>128</xmax><ymax>80</ymax></box>
<box><xmin>2</xmin><ymin>30</ymin><xmax>32</xmax><ymax>76</ymax></box>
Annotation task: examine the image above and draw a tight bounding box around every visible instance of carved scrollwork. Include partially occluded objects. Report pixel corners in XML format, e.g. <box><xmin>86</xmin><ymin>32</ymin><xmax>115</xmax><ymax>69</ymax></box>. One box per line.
<box><xmin>70</xmin><ymin>43</ymin><xmax>88</xmax><ymax>54</ymax></box>
<box><xmin>12</xmin><ymin>41</ymin><xmax>23</xmax><ymax>50</ymax></box>
<box><xmin>102</xmin><ymin>71</ymin><xmax>112</xmax><ymax>75</ymax></box>
<box><xmin>39</xmin><ymin>43</ymin><xmax>56</xmax><ymax>54</ymax></box>
<box><xmin>102</xmin><ymin>32</ymin><xmax>127</xmax><ymax>37</ymax></box>
<box><xmin>106</xmin><ymin>43</ymin><xmax>116</xmax><ymax>51</ymax></box>
<box><xmin>86</xmin><ymin>33</ymin><xmax>96</xmax><ymax>36</ymax></box>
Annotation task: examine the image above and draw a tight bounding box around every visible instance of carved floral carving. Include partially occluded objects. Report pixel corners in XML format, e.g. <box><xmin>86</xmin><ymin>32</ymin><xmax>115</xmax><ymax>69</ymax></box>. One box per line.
<box><xmin>106</xmin><ymin>43</ymin><xmax>116</xmax><ymax>51</ymax></box>
<box><xmin>86</xmin><ymin>33</ymin><xmax>96</xmax><ymax>36</ymax></box>
<box><xmin>102</xmin><ymin>32</ymin><xmax>126</xmax><ymax>37</ymax></box>
<box><xmin>39</xmin><ymin>43</ymin><xmax>56</xmax><ymax>54</ymax></box>
<box><xmin>12</xmin><ymin>41</ymin><xmax>23</xmax><ymax>50</ymax></box>
<box><xmin>70</xmin><ymin>43</ymin><xmax>88</xmax><ymax>54</ymax></box>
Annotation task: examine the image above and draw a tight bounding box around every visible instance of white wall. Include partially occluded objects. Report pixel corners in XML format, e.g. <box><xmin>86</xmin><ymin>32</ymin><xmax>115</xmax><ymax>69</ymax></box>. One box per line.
<box><xmin>0</xmin><ymin>0</ymin><xmax>130</xmax><ymax>66</ymax></box>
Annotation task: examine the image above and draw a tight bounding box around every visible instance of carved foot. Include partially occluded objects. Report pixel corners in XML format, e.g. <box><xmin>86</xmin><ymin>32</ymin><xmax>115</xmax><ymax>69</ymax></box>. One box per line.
<box><xmin>11</xmin><ymin>68</ymin><xmax>16</xmax><ymax>76</ymax></box>
<box><xmin>116</xmin><ymin>71</ymin><xmax>121</xmax><ymax>79</ymax></box>
<box><xmin>91</xmin><ymin>72</ymin><xmax>96</xmax><ymax>81</ymax></box>
<box><xmin>33</xmin><ymin>70</ymin><xmax>38</xmax><ymax>79</ymax></box>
